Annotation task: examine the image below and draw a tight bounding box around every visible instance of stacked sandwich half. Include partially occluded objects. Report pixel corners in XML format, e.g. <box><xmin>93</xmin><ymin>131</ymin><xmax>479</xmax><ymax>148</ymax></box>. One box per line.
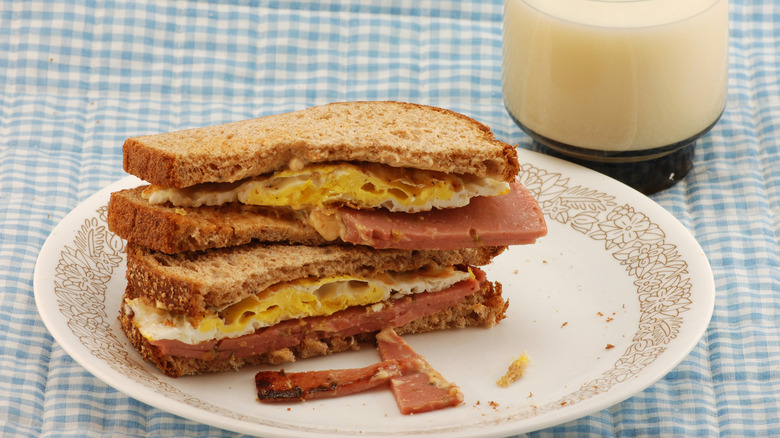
<box><xmin>108</xmin><ymin>101</ymin><xmax>547</xmax><ymax>378</ymax></box>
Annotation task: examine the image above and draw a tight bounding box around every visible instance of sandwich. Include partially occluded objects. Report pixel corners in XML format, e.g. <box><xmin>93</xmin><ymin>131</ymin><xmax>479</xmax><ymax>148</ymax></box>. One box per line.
<box><xmin>108</xmin><ymin>101</ymin><xmax>547</xmax><ymax>378</ymax></box>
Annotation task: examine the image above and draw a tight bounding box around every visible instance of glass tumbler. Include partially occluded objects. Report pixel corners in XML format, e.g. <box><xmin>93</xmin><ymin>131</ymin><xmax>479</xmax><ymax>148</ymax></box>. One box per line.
<box><xmin>503</xmin><ymin>0</ymin><xmax>728</xmax><ymax>194</ymax></box>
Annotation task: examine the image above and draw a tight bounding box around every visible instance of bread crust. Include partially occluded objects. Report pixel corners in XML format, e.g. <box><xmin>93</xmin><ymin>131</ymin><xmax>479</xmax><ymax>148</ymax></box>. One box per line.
<box><xmin>125</xmin><ymin>242</ymin><xmax>505</xmax><ymax>317</ymax></box>
<box><xmin>108</xmin><ymin>186</ymin><xmax>327</xmax><ymax>253</ymax></box>
<box><xmin>119</xmin><ymin>280</ymin><xmax>508</xmax><ymax>377</ymax></box>
<box><xmin>123</xmin><ymin>101</ymin><xmax>519</xmax><ymax>188</ymax></box>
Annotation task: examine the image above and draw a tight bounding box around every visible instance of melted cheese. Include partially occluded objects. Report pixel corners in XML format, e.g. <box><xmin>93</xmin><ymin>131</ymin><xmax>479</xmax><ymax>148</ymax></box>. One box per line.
<box><xmin>144</xmin><ymin>162</ymin><xmax>509</xmax><ymax>213</ymax></box>
<box><xmin>126</xmin><ymin>266</ymin><xmax>472</xmax><ymax>345</ymax></box>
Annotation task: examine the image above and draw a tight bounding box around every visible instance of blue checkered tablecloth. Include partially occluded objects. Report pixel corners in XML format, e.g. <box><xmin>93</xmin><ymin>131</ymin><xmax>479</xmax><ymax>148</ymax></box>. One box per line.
<box><xmin>2</xmin><ymin>1</ymin><xmax>778</xmax><ymax>436</ymax></box>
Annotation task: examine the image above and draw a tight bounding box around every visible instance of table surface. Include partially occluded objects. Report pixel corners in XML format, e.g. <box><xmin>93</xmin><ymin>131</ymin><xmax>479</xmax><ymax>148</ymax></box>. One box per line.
<box><xmin>2</xmin><ymin>1</ymin><xmax>778</xmax><ymax>436</ymax></box>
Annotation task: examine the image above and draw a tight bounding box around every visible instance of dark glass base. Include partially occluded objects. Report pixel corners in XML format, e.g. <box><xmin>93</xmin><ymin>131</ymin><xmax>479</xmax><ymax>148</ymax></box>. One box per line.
<box><xmin>508</xmin><ymin>111</ymin><xmax>721</xmax><ymax>195</ymax></box>
<box><xmin>531</xmin><ymin>140</ymin><xmax>696</xmax><ymax>195</ymax></box>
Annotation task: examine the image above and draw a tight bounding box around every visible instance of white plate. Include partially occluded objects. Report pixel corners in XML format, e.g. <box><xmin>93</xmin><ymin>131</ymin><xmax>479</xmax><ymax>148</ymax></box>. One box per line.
<box><xmin>34</xmin><ymin>149</ymin><xmax>714</xmax><ymax>438</ymax></box>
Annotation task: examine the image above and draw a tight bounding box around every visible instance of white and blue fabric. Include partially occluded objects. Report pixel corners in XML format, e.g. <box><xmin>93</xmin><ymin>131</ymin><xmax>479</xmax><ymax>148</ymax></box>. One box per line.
<box><xmin>1</xmin><ymin>1</ymin><xmax>778</xmax><ymax>436</ymax></box>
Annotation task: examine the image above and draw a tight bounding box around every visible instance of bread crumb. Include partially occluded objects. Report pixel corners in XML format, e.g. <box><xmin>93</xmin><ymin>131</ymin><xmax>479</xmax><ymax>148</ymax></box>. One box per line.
<box><xmin>605</xmin><ymin>344</ymin><xmax>615</xmax><ymax>350</ymax></box>
<box><xmin>497</xmin><ymin>353</ymin><xmax>529</xmax><ymax>387</ymax></box>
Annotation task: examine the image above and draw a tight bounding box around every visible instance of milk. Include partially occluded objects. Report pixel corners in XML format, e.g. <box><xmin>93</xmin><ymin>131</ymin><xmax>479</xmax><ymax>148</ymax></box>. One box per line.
<box><xmin>503</xmin><ymin>0</ymin><xmax>729</xmax><ymax>152</ymax></box>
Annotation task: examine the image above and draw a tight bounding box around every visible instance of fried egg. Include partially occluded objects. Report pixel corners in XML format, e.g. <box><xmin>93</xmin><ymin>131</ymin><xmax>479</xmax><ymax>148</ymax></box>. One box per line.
<box><xmin>144</xmin><ymin>162</ymin><xmax>509</xmax><ymax>213</ymax></box>
<box><xmin>126</xmin><ymin>266</ymin><xmax>473</xmax><ymax>345</ymax></box>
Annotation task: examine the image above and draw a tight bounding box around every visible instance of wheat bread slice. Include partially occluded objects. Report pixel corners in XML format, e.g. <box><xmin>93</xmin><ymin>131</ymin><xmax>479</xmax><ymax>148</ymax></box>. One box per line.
<box><xmin>123</xmin><ymin>101</ymin><xmax>520</xmax><ymax>188</ymax></box>
<box><xmin>125</xmin><ymin>242</ymin><xmax>505</xmax><ymax>317</ymax></box>
<box><xmin>108</xmin><ymin>186</ymin><xmax>327</xmax><ymax>254</ymax></box>
<box><xmin>119</xmin><ymin>279</ymin><xmax>508</xmax><ymax>377</ymax></box>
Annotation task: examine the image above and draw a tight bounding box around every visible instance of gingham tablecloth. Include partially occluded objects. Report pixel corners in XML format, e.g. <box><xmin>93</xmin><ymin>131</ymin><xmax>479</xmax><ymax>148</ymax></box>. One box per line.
<box><xmin>2</xmin><ymin>1</ymin><xmax>778</xmax><ymax>436</ymax></box>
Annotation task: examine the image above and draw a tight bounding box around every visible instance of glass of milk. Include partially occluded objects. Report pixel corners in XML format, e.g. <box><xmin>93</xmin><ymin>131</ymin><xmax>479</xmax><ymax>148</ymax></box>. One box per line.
<box><xmin>503</xmin><ymin>0</ymin><xmax>728</xmax><ymax>194</ymax></box>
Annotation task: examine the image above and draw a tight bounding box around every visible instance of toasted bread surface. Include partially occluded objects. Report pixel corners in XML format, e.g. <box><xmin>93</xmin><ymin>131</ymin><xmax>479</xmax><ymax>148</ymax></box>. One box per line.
<box><xmin>108</xmin><ymin>186</ymin><xmax>327</xmax><ymax>253</ymax></box>
<box><xmin>125</xmin><ymin>242</ymin><xmax>505</xmax><ymax>317</ymax></box>
<box><xmin>123</xmin><ymin>101</ymin><xmax>519</xmax><ymax>188</ymax></box>
<box><xmin>119</xmin><ymin>280</ymin><xmax>507</xmax><ymax>377</ymax></box>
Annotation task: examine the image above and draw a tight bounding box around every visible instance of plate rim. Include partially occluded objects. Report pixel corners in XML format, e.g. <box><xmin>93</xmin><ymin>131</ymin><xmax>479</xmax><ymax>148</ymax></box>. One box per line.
<box><xmin>33</xmin><ymin>150</ymin><xmax>715</xmax><ymax>437</ymax></box>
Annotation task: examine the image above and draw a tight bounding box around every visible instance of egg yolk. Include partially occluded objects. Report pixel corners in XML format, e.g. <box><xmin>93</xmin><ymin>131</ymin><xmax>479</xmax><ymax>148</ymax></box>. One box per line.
<box><xmin>200</xmin><ymin>276</ymin><xmax>386</xmax><ymax>336</ymax></box>
<box><xmin>238</xmin><ymin>162</ymin><xmax>462</xmax><ymax>212</ymax></box>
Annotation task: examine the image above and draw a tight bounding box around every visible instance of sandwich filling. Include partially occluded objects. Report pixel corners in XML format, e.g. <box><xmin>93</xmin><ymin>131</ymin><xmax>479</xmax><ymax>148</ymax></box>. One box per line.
<box><xmin>125</xmin><ymin>265</ymin><xmax>473</xmax><ymax>345</ymax></box>
<box><xmin>142</xmin><ymin>162</ymin><xmax>510</xmax><ymax>213</ymax></box>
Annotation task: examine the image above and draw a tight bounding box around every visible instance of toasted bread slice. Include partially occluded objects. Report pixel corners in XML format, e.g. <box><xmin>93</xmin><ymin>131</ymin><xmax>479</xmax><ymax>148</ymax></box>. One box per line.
<box><xmin>125</xmin><ymin>242</ymin><xmax>505</xmax><ymax>317</ymax></box>
<box><xmin>123</xmin><ymin>101</ymin><xmax>519</xmax><ymax>188</ymax></box>
<box><xmin>108</xmin><ymin>186</ymin><xmax>327</xmax><ymax>254</ymax></box>
<box><xmin>119</xmin><ymin>280</ymin><xmax>508</xmax><ymax>377</ymax></box>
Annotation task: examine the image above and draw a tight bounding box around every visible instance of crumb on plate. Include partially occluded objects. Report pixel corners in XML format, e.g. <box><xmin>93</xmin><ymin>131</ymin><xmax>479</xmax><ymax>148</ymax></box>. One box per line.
<box><xmin>497</xmin><ymin>352</ymin><xmax>530</xmax><ymax>388</ymax></box>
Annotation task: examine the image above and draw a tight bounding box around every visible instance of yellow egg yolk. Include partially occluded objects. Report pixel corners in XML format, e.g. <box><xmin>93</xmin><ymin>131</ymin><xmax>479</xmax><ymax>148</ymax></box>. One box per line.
<box><xmin>200</xmin><ymin>276</ymin><xmax>386</xmax><ymax>336</ymax></box>
<box><xmin>238</xmin><ymin>162</ymin><xmax>463</xmax><ymax>212</ymax></box>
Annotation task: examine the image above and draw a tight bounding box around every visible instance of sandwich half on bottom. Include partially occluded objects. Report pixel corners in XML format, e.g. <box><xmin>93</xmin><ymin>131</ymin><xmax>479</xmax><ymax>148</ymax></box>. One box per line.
<box><xmin>119</xmin><ymin>242</ymin><xmax>508</xmax><ymax>377</ymax></box>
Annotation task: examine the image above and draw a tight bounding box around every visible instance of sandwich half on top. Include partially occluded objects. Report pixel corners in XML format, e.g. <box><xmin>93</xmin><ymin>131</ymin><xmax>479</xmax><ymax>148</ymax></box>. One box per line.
<box><xmin>109</xmin><ymin>101</ymin><xmax>547</xmax><ymax>378</ymax></box>
<box><xmin>108</xmin><ymin>101</ymin><xmax>546</xmax><ymax>253</ymax></box>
